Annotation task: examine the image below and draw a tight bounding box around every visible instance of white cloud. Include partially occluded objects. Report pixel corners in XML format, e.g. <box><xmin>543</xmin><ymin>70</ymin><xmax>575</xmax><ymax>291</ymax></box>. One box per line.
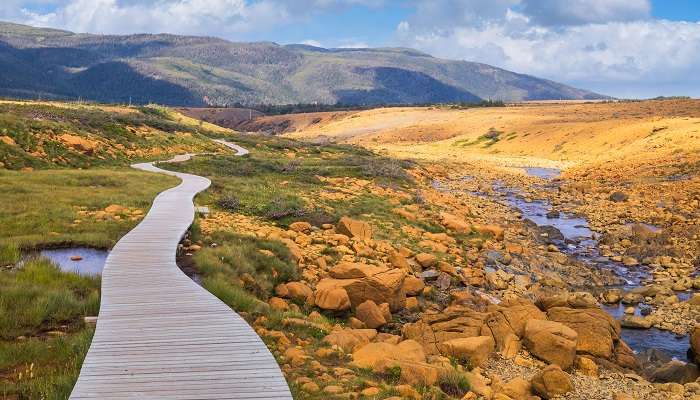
<box><xmin>301</xmin><ymin>39</ymin><xmax>322</xmax><ymax>47</ymax></box>
<box><xmin>396</xmin><ymin>1</ymin><xmax>700</xmax><ymax>97</ymax></box>
<box><xmin>10</xmin><ymin>0</ymin><xmax>383</xmax><ymax>37</ymax></box>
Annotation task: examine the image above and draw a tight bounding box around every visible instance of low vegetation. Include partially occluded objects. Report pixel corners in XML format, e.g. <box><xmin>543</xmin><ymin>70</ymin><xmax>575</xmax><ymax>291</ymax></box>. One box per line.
<box><xmin>0</xmin><ymin>259</ymin><xmax>99</xmax><ymax>398</ymax></box>
<box><xmin>0</xmin><ymin>168</ymin><xmax>178</xmax><ymax>249</ymax></box>
<box><xmin>0</xmin><ymin>102</ymin><xmax>222</xmax><ymax>170</ymax></box>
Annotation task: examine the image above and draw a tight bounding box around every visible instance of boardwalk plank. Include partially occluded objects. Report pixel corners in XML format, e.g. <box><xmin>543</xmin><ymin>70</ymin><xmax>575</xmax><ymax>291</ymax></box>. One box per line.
<box><xmin>70</xmin><ymin>142</ymin><xmax>292</xmax><ymax>399</ymax></box>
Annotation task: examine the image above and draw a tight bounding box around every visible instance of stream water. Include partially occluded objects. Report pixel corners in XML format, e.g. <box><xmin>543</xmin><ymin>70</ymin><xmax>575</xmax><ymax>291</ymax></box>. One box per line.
<box><xmin>510</xmin><ymin>167</ymin><xmax>689</xmax><ymax>360</ymax></box>
<box><xmin>434</xmin><ymin>167</ymin><xmax>690</xmax><ymax>360</ymax></box>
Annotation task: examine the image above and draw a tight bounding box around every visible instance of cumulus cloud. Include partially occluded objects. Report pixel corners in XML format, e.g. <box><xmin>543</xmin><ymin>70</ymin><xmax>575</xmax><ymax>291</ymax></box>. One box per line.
<box><xmin>396</xmin><ymin>0</ymin><xmax>700</xmax><ymax>97</ymax></box>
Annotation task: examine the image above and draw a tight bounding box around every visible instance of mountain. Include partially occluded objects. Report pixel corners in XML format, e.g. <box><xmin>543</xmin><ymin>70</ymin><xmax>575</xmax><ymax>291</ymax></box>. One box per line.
<box><xmin>0</xmin><ymin>21</ymin><xmax>606</xmax><ymax>106</ymax></box>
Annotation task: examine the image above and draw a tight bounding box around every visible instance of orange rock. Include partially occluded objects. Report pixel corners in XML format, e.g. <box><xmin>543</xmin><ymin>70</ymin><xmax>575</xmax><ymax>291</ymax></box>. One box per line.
<box><xmin>473</xmin><ymin>224</ymin><xmax>505</xmax><ymax>241</ymax></box>
<box><xmin>284</xmin><ymin>282</ymin><xmax>314</xmax><ymax>304</ymax></box>
<box><xmin>403</xmin><ymin>276</ymin><xmax>425</xmax><ymax>296</ymax></box>
<box><xmin>336</xmin><ymin>216</ymin><xmax>372</xmax><ymax>240</ymax></box>
<box><xmin>356</xmin><ymin>300</ymin><xmax>386</xmax><ymax>329</ymax></box>
<box><xmin>289</xmin><ymin>221</ymin><xmax>312</xmax><ymax>233</ymax></box>
<box><xmin>415</xmin><ymin>253</ymin><xmax>437</xmax><ymax>268</ymax></box>
<box><xmin>269</xmin><ymin>297</ymin><xmax>289</xmax><ymax>311</ymax></box>
<box><xmin>314</xmin><ymin>287</ymin><xmax>351</xmax><ymax>311</ymax></box>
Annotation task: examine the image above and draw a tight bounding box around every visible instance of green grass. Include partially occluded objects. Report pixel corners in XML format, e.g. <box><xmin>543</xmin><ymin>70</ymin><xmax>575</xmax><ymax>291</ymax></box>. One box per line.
<box><xmin>438</xmin><ymin>369</ymin><xmax>471</xmax><ymax>398</ymax></box>
<box><xmin>0</xmin><ymin>259</ymin><xmax>100</xmax><ymax>398</ymax></box>
<box><xmin>453</xmin><ymin>128</ymin><xmax>503</xmax><ymax>148</ymax></box>
<box><xmin>0</xmin><ymin>103</ymin><xmax>223</xmax><ymax>170</ymax></box>
<box><xmin>0</xmin><ymin>168</ymin><xmax>179</xmax><ymax>249</ymax></box>
<box><xmin>165</xmin><ymin>133</ymin><xmax>415</xmax><ymax>227</ymax></box>
<box><xmin>0</xmin><ymin>243</ymin><xmax>20</xmax><ymax>265</ymax></box>
<box><xmin>0</xmin><ymin>259</ymin><xmax>100</xmax><ymax>339</ymax></box>
<box><xmin>192</xmin><ymin>232</ymin><xmax>298</xmax><ymax>313</ymax></box>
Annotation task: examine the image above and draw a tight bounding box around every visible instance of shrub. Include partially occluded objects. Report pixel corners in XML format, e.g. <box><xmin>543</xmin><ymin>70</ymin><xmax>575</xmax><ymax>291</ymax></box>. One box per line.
<box><xmin>217</xmin><ymin>194</ymin><xmax>241</xmax><ymax>212</ymax></box>
<box><xmin>438</xmin><ymin>369</ymin><xmax>471</xmax><ymax>397</ymax></box>
<box><xmin>263</xmin><ymin>196</ymin><xmax>307</xmax><ymax>220</ymax></box>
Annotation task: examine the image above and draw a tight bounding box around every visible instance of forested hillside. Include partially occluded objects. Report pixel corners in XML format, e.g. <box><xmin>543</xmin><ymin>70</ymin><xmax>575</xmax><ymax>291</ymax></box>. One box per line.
<box><xmin>0</xmin><ymin>22</ymin><xmax>606</xmax><ymax>106</ymax></box>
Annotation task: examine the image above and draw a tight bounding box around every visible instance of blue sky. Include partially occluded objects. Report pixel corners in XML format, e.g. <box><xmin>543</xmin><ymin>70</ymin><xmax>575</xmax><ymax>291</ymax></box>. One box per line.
<box><xmin>2</xmin><ymin>0</ymin><xmax>700</xmax><ymax>98</ymax></box>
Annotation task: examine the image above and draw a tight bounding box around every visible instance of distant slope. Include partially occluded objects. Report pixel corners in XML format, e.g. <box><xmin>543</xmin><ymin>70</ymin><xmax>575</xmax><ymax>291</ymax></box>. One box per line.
<box><xmin>0</xmin><ymin>21</ymin><xmax>607</xmax><ymax>106</ymax></box>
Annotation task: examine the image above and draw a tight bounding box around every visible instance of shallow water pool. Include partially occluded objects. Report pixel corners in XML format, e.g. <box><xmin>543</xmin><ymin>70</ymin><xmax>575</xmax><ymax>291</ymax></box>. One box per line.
<box><xmin>39</xmin><ymin>247</ymin><xmax>108</xmax><ymax>275</ymax></box>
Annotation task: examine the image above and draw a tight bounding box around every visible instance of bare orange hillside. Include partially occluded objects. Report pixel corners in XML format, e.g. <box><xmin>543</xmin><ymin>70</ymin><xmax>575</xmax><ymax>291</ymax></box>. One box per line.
<box><xmin>284</xmin><ymin>100</ymin><xmax>700</xmax><ymax>167</ymax></box>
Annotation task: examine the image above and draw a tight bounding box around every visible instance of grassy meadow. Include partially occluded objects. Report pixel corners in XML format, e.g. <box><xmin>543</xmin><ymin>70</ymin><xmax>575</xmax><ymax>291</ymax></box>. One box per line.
<box><xmin>0</xmin><ymin>102</ymin><xmax>231</xmax><ymax>399</ymax></box>
<box><xmin>0</xmin><ymin>168</ymin><xmax>179</xmax><ymax>249</ymax></box>
<box><xmin>0</xmin><ymin>259</ymin><xmax>100</xmax><ymax>399</ymax></box>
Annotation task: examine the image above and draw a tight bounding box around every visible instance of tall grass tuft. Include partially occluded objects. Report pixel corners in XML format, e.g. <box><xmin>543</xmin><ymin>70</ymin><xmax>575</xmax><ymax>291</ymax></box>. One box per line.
<box><xmin>0</xmin><ymin>243</ymin><xmax>20</xmax><ymax>265</ymax></box>
<box><xmin>0</xmin><ymin>258</ymin><xmax>100</xmax><ymax>339</ymax></box>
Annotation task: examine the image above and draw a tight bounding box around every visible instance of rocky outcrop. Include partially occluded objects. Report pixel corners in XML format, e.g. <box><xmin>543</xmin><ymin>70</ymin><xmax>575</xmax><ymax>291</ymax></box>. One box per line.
<box><xmin>482</xmin><ymin>298</ymin><xmax>546</xmax><ymax>351</ymax></box>
<box><xmin>402</xmin><ymin>305</ymin><xmax>488</xmax><ymax>355</ymax></box>
<box><xmin>439</xmin><ymin>336</ymin><xmax>495</xmax><ymax>367</ymax></box>
<box><xmin>316</xmin><ymin>267</ymin><xmax>407</xmax><ymax>311</ymax></box>
<box><xmin>314</xmin><ymin>287</ymin><xmax>351</xmax><ymax>311</ymax></box>
<box><xmin>691</xmin><ymin>326</ymin><xmax>700</xmax><ymax>365</ymax></box>
<box><xmin>523</xmin><ymin>319</ymin><xmax>578</xmax><ymax>370</ymax></box>
<box><xmin>322</xmin><ymin>328</ymin><xmax>377</xmax><ymax>352</ymax></box>
<box><xmin>546</xmin><ymin>307</ymin><xmax>619</xmax><ymax>359</ymax></box>
<box><xmin>356</xmin><ymin>300</ymin><xmax>387</xmax><ymax>328</ymax></box>
<box><xmin>530</xmin><ymin>364</ymin><xmax>574</xmax><ymax>399</ymax></box>
<box><xmin>336</xmin><ymin>217</ymin><xmax>372</xmax><ymax>240</ymax></box>
<box><xmin>351</xmin><ymin>340</ymin><xmax>440</xmax><ymax>386</ymax></box>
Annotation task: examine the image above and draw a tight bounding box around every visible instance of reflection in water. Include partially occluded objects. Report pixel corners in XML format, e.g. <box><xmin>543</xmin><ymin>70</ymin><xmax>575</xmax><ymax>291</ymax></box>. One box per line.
<box><xmin>39</xmin><ymin>248</ymin><xmax>108</xmax><ymax>275</ymax></box>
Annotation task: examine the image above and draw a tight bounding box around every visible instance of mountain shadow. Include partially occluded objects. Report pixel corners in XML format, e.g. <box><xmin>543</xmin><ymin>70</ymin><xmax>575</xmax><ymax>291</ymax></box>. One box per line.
<box><xmin>334</xmin><ymin>67</ymin><xmax>482</xmax><ymax>105</ymax></box>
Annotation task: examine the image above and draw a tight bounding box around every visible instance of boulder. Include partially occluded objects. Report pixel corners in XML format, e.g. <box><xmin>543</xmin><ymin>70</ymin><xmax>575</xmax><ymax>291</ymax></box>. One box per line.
<box><xmin>609</xmin><ymin>191</ymin><xmax>629</xmax><ymax>202</ymax></box>
<box><xmin>316</xmin><ymin>268</ymin><xmax>407</xmax><ymax>311</ymax></box>
<box><xmin>388</xmin><ymin>252</ymin><xmax>411</xmax><ymax>270</ymax></box>
<box><xmin>356</xmin><ymin>300</ymin><xmax>387</xmax><ymax>329</ymax></box>
<box><xmin>620</xmin><ymin>315</ymin><xmax>653</xmax><ymax>329</ymax></box>
<box><xmin>440</xmin><ymin>212</ymin><xmax>471</xmax><ymax>233</ymax></box>
<box><xmin>495</xmin><ymin>377</ymin><xmax>532</xmax><ymax>399</ymax></box>
<box><xmin>440</xmin><ymin>336</ymin><xmax>495</xmax><ymax>367</ymax></box>
<box><xmin>482</xmin><ymin>299</ymin><xmax>546</xmax><ymax>351</ymax></box>
<box><xmin>283</xmin><ymin>282</ymin><xmax>314</xmax><ymax>304</ymax></box>
<box><xmin>330</xmin><ymin>262</ymin><xmax>388</xmax><ymax>279</ymax></box>
<box><xmin>415</xmin><ymin>253</ymin><xmax>437</xmax><ymax>268</ymax></box>
<box><xmin>523</xmin><ymin>319</ymin><xmax>578</xmax><ymax>370</ymax></box>
<box><xmin>280</xmin><ymin>238</ymin><xmax>304</xmax><ymax>264</ymax></box>
<box><xmin>613</xmin><ymin>340</ymin><xmax>641</xmax><ymax>371</ymax></box>
<box><xmin>314</xmin><ymin>287</ymin><xmax>351</xmax><ymax>311</ymax></box>
<box><xmin>602</xmin><ymin>289</ymin><xmax>623</xmax><ymax>304</ymax></box>
<box><xmin>547</xmin><ymin>307</ymin><xmax>620</xmax><ymax>359</ymax></box>
<box><xmin>473</xmin><ymin>224</ymin><xmax>505</xmax><ymax>240</ymax></box>
<box><xmin>336</xmin><ymin>217</ymin><xmax>372</xmax><ymax>240</ymax></box>
<box><xmin>500</xmin><ymin>334</ymin><xmax>521</xmax><ymax>359</ymax></box>
<box><xmin>649</xmin><ymin>360</ymin><xmax>700</xmax><ymax>384</ymax></box>
<box><xmin>575</xmin><ymin>356</ymin><xmax>599</xmax><ymax>377</ymax></box>
<box><xmin>323</xmin><ymin>328</ymin><xmax>377</xmax><ymax>352</ymax></box>
<box><xmin>537</xmin><ymin>292</ymin><xmax>598</xmax><ymax>310</ymax></box>
<box><xmin>352</xmin><ymin>340</ymin><xmax>439</xmax><ymax>385</ymax></box>
<box><xmin>691</xmin><ymin>326</ymin><xmax>700</xmax><ymax>364</ymax></box>
<box><xmin>289</xmin><ymin>221</ymin><xmax>312</xmax><ymax>233</ymax></box>
<box><xmin>269</xmin><ymin>297</ymin><xmax>289</xmax><ymax>311</ymax></box>
<box><xmin>402</xmin><ymin>306</ymin><xmax>488</xmax><ymax>355</ymax></box>
<box><xmin>403</xmin><ymin>276</ymin><xmax>425</xmax><ymax>296</ymax></box>
<box><xmin>530</xmin><ymin>365</ymin><xmax>574</xmax><ymax>399</ymax></box>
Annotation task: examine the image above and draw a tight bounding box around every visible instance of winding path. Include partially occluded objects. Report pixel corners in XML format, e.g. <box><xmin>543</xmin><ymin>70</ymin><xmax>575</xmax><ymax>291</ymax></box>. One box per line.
<box><xmin>70</xmin><ymin>141</ymin><xmax>292</xmax><ymax>399</ymax></box>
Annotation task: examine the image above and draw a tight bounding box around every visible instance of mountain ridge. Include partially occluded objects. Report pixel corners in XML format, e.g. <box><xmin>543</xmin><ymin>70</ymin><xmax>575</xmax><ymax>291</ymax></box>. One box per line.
<box><xmin>0</xmin><ymin>21</ymin><xmax>607</xmax><ymax>106</ymax></box>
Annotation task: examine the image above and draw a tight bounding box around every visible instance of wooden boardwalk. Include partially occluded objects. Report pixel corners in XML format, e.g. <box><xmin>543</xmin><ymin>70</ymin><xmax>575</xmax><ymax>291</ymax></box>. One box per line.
<box><xmin>70</xmin><ymin>142</ymin><xmax>292</xmax><ymax>399</ymax></box>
